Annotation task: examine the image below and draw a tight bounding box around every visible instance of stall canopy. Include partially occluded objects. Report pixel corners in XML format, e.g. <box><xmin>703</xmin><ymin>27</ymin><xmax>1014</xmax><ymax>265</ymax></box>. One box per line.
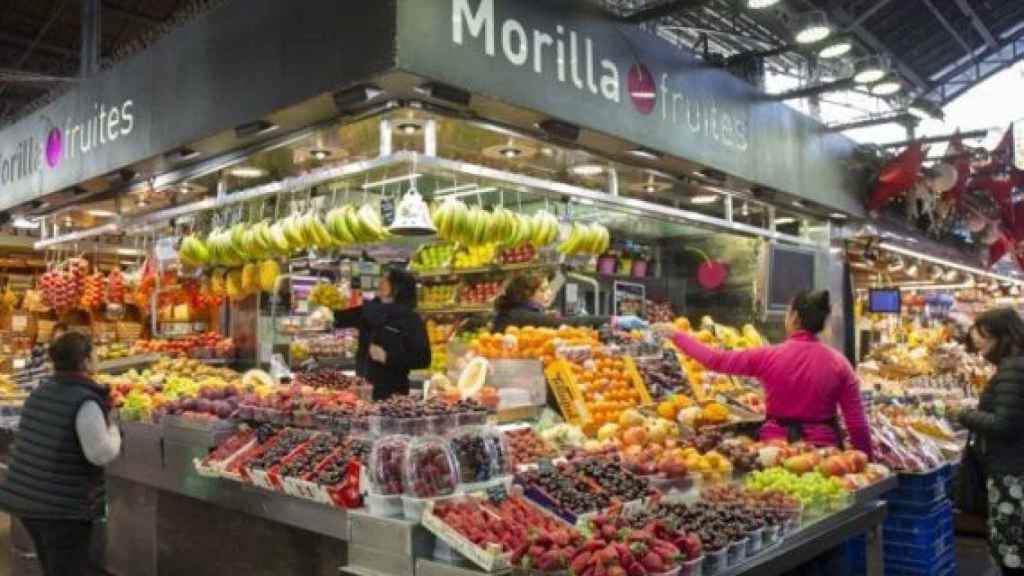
<box><xmin>0</xmin><ymin>0</ymin><xmax>862</xmax><ymax>219</ymax></box>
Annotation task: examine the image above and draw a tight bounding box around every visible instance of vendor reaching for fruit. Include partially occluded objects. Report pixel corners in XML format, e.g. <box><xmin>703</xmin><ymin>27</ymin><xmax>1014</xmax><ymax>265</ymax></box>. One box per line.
<box><xmin>493</xmin><ymin>273</ymin><xmax>647</xmax><ymax>333</ymax></box>
<box><xmin>321</xmin><ymin>267</ymin><xmax>430</xmax><ymax>400</ymax></box>
<box><xmin>654</xmin><ymin>290</ymin><xmax>872</xmax><ymax>457</ymax></box>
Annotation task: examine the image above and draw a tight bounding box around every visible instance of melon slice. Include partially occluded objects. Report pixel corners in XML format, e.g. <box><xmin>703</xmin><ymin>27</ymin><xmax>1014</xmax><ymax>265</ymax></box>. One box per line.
<box><xmin>457</xmin><ymin>357</ymin><xmax>489</xmax><ymax>400</ymax></box>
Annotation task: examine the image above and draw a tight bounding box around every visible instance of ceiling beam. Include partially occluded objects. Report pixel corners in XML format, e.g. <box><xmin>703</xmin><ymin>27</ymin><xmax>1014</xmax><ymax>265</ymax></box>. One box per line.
<box><xmin>920</xmin><ymin>0</ymin><xmax>977</xmax><ymax>58</ymax></box>
<box><xmin>953</xmin><ymin>0</ymin><xmax>998</xmax><ymax>50</ymax></box>
<box><xmin>826</xmin><ymin>1</ymin><xmax>930</xmax><ymax>93</ymax></box>
<box><xmin>617</xmin><ymin>0</ymin><xmax>711</xmax><ymax>23</ymax></box>
<box><xmin>852</xmin><ymin>0</ymin><xmax>895</xmax><ymax>27</ymax></box>
<box><xmin>101</xmin><ymin>1</ymin><xmax>161</xmax><ymax>25</ymax></box>
<box><xmin>0</xmin><ymin>32</ymin><xmax>76</xmax><ymax>61</ymax></box>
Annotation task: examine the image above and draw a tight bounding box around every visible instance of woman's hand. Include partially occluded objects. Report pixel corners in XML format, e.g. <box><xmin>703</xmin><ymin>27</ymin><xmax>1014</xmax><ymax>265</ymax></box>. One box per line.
<box><xmin>369</xmin><ymin>344</ymin><xmax>387</xmax><ymax>364</ymax></box>
<box><xmin>651</xmin><ymin>322</ymin><xmax>680</xmax><ymax>339</ymax></box>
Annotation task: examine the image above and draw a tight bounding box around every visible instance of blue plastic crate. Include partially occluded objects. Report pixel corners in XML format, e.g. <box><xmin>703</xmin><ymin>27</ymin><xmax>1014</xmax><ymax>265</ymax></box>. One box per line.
<box><xmin>885</xmin><ymin>547</ymin><xmax>956</xmax><ymax>576</ymax></box>
<box><xmin>841</xmin><ymin>535</ymin><xmax>867</xmax><ymax>576</ymax></box>
<box><xmin>884</xmin><ymin>529</ymin><xmax>955</xmax><ymax>563</ymax></box>
<box><xmin>886</xmin><ymin>496</ymin><xmax>952</xmax><ymax>520</ymax></box>
<box><xmin>885</xmin><ymin>513</ymin><xmax>954</xmax><ymax>549</ymax></box>
<box><xmin>889</xmin><ymin>480</ymin><xmax>948</xmax><ymax>506</ymax></box>
<box><xmin>885</xmin><ymin>501</ymin><xmax>953</xmax><ymax>531</ymax></box>
<box><xmin>897</xmin><ymin>466</ymin><xmax>951</xmax><ymax>492</ymax></box>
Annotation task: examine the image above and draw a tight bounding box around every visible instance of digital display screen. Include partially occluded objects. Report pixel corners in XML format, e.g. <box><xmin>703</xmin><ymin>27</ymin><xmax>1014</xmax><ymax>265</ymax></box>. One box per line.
<box><xmin>768</xmin><ymin>245</ymin><xmax>815</xmax><ymax>311</ymax></box>
<box><xmin>868</xmin><ymin>288</ymin><xmax>901</xmax><ymax>314</ymax></box>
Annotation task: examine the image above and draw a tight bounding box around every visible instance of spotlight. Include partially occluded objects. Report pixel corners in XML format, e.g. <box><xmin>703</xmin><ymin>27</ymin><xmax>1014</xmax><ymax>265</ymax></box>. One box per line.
<box><xmin>853</xmin><ymin>56</ymin><xmax>887</xmax><ymax>84</ymax></box>
<box><xmin>310</xmin><ymin>150</ymin><xmax>331</xmax><ymax>161</ymax></box>
<box><xmin>413</xmin><ymin>83</ymin><xmax>471</xmax><ymax>106</ymax></box>
<box><xmin>570</xmin><ymin>163</ymin><xmax>605</xmax><ymax>177</ymax></box>
<box><xmin>167</xmin><ymin>147</ymin><xmax>199</xmax><ymax>162</ymax></box>
<box><xmin>691</xmin><ymin>195</ymin><xmax>720</xmax><ymax>205</ymax></box>
<box><xmin>747</xmin><ymin>0</ymin><xmax>780</xmax><ymax>8</ymax></box>
<box><xmin>333</xmin><ymin>84</ymin><xmax>384</xmax><ymax>111</ymax></box>
<box><xmin>794</xmin><ymin>11</ymin><xmax>831</xmax><ymax>45</ymax></box>
<box><xmin>627</xmin><ymin>148</ymin><xmax>661</xmax><ymax>161</ymax></box>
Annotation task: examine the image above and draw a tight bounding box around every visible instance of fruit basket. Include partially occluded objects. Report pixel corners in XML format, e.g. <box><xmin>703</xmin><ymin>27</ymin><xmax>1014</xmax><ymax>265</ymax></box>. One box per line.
<box><xmin>244</xmin><ymin>428</ymin><xmax>315</xmax><ymax>491</ymax></box>
<box><xmin>271</xmin><ymin>433</ymin><xmax>340</xmax><ymax>490</ymax></box>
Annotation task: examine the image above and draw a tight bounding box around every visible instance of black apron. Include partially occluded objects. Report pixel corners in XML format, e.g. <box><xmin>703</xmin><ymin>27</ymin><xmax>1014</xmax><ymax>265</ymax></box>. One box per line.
<box><xmin>769</xmin><ymin>415</ymin><xmax>845</xmax><ymax>448</ymax></box>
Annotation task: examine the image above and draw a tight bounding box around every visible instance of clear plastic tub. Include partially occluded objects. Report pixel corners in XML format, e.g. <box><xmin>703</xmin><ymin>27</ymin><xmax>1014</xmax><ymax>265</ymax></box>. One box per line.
<box><xmin>762</xmin><ymin>523</ymin><xmax>782</xmax><ymax>547</ymax></box>
<box><xmin>745</xmin><ymin>528</ymin><xmax>764</xmax><ymax>557</ymax></box>
<box><xmin>726</xmin><ymin>538</ymin><xmax>747</xmax><ymax>567</ymax></box>
<box><xmin>702</xmin><ymin>548</ymin><xmax>728</xmax><ymax>576</ymax></box>
<box><xmin>366</xmin><ymin>492</ymin><xmax>403</xmax><ymax>517</ymax></box>
<box><xmin>369</xmin><ymin>434</ymin><xmax>410</xmax><ymax>496</ymax></box>
<box><xmin>680</xmin><ymin>556</ymin><xmax>703</xmax><ymax>576</ymax></box>
<box><xmin>403</xmin><ymin>435</ymin><xmax>459</xmax><ymax>498</ymax></box>
<box><xmin>448</xmin><ymin>424</ymin><xmax>508</xmax><ymax>484</ymax></box>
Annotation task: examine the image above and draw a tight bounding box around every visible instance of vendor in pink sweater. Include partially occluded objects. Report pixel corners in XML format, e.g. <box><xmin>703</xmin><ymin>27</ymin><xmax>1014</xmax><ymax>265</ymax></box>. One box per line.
<box><xmin>654</xmin><ymin>290</ymin><xmax>872</xmax><ymax>457</ymax></box>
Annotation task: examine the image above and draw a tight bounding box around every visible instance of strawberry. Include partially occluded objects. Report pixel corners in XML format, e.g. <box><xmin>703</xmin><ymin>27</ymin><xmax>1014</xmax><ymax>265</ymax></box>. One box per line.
<box><xmin>570</xmin><ymin>551</ymin><xmax>592</xmax><ymax>574</ymax></box>
<box><xmin>608</xmin><ymin>566</ymin><xmax>626</xmax><ymax>576</ymax></box>
<box><xmin>626</xmin><ymin>561</ymin><xmax>647</xmax><ymax>576</ymax></box>
<box><xmin>642</xmin><ymin>552</ymin><xmax>665</xmax><ymax>573</ymax></box>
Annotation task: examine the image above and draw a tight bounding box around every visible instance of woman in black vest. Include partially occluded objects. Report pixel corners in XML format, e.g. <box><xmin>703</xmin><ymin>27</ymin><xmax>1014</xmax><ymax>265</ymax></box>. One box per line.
<box><xmin>330</xmin><ymin>267</ymin><xmax>431</xmax><ymax>400</ymax></box>
<box><xmin>960</xmin><ymin>308</ymin><xmax>1024</xmax><ymax>576</ymax></box>
<box><xmin>0</xmin><ymin>332</ymin><xmax>122</xmax><ymax>576</ymax></box>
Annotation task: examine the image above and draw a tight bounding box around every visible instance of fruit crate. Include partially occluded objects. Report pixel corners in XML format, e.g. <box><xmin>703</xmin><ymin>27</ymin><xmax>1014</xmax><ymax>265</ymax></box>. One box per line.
<box><xmin>886</xmin><ymin>493</ymin><xmax>951</xmax><ymax>519</ymax></box>
<box><xmin>221</xmin><ymin>434</ymin><xmax>284</xmax><ymax>483</ymax></box>
<box><xmin>421</xmin><ymin>499</ymin><xmax>512</xmax><ymax>573</ymax></box>
<box><xmin>884</xmin><ymin>501</ymin><xmax>953</xmax><ymax>532</ymax></box>
<box><xmin>884</xmin><ymin>547</ymin><xmax>956</xmax><ymax>576</ymax></box>
<box><xmin>884</xmin><ymin>529</ymin><xmax>955</xmax><ymax>564</ymax></box>
<box><xmin>884</xmin><ymin>508</ymin><xmax>954</xmax><ymax>549</ymax></box>
<box><xmin>248</xmin><ymin>437</ymin><xmax>312</xmax><ymax>492</ymax></box>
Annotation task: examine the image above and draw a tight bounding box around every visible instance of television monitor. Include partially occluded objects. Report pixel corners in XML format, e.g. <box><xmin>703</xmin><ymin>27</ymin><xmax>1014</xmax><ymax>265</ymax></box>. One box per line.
<box><xmin>868</xmin><ymin>288</ymin><xmax>901</xmax><ymax>314</ymax></box>
<box><xmin>766</xmin><ymin>243</ymin><xmax>816</xmax><ymax>312</ymax></box>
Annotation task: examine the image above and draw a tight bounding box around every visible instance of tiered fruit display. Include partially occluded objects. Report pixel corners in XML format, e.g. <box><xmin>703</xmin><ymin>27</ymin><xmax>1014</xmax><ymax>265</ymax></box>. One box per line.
<box><xmin>97</xmin><ymin>342</ymin><xmax>133</xmax><ymax>361</ymax></box>
<box><xmin>454</xmin><ymin>244</ymin><xmax>497</xmax><ymax>269</ymax></box>
<box><xmin>420</xmin><ymin>284</ymin><xmax>458</xmax><ymax>307</ymax></box>
<box><xmin>292</xmin><ymin>369</ymin><xmax>369</xmax><ymax>391</ymax></box>
<box><xmin>470</xmin><ymin>326</ymin><xmax>600</xmax><ymax>364</ymax></box>
<box><xmin>496</xmin><ymin>243</ymin><xmax>537</xmax><ymax>265</ymax></box>
<box><xmin>458</xmin><ymin>280</ymin><xmax>501</xmax><ymax>305</ymax></box>
<box><xmin>134</xmin><ymin>332</ymin><xmax>235</xmax><ymax>358</ymax></box>
<box><xmin>410</xmin><ymin>243</ymin><xmax>456</xmax><ymax>271</ymax></box>
<box><xmin>557</xmin><ymin>223</ymin><xmax>611</xmax><ymax>257</ymax></box>
<box><xmin>433</xmin><ymin>200</ymin><xmax>560</xmax><ymax>249</ymax></box>
<box><xmin>599</xmin><ymin>409</ymin><xmax>690</xmax><ymax>479</ymax></box>
<box><xmin>504</xmin><ymin>428</ymin><xmax>558</xmax><ymax>467</ymax></box>
<box><xmin>426</xmin><ymin>320</ymin><xmax>454</xmax><ymax>372</ymax></box>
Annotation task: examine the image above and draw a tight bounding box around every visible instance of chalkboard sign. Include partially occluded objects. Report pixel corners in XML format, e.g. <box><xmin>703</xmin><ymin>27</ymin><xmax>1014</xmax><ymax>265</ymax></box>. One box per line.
<box><xmin>380</xmin><ymin>197</ymin><xmax>396</xmax><ymax>227</ymax></box>
<box><xmin>486</xmin><ymin>484</ymin><xmax>509</xmax><ymax>503</ymax></box>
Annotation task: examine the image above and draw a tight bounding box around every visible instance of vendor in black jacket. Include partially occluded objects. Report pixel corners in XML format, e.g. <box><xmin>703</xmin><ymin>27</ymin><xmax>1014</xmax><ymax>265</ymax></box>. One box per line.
<box><xmin>330</xmin><ymin>267</ymin><xmax>431</xmax><ymax>400</ymax></box>
<box><xmin>960</xmin><ymin>307</ymin><xmax>1024</xmax><ymax>576</ymax></box>
<box><xmin>492</xmin><ymin>274</ymin><xmax>647</xmax><ymax>334</ymax></box>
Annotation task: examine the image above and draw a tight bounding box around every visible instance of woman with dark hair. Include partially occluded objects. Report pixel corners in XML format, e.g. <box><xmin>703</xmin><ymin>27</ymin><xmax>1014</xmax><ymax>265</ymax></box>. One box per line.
<box><xmin>0</xmin><ymin>331</ymin><xmax>121</xmax><ymax>576</ymax></box>
<box><xmin>959</xmin><ymin>307</ymin><xmax>1024</xmax><ymax>575</ymax></box>
<box><xmin>492</xmin><ymin>273</ymin><xmax>647</xmax><ymax>333</ymax></box>
<box><xmin>330</xmin><ymin>267</ymin><xmax>431</xmax><ymax>400</ymax></box>
<box><xmin>654</xmin><ymin>290</ymin><xmax>872</xmax><ymax>455</ymax></box>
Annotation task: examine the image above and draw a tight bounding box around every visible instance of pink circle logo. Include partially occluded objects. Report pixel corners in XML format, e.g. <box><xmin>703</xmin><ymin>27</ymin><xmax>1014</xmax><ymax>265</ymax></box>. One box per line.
<box><xmin>628</xmin><ymin>63</ymin><xmax>657</xmax><ymax>115</ymax></box>
<box><xmin>46</xmin><ymin>128</ymin><xmax>62</xmax><ymax>168</ymax></box>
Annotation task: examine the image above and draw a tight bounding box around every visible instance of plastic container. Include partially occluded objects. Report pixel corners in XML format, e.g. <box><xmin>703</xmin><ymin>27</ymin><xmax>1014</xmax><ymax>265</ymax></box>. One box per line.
<box><xmin>456</xmin><ymin>410</ymin><xmax>488</xmax><ymax>427</ymax></box>
<box><xmin>368</xmin><ymin>434</ymin><xmax>410</xmax><ymax>496</ymax></box>
<box><xmin>366</xmin><ymin>492</ymin><xmax>403</xmax><ymax>517</ymax></box>
<box><xmin>726</xmin><ymin>538</ymin><xmax>748</xmax><ymax>567</ymax></box>
<box><xmin>745</xmin><ymin>528</ymin><xmax>764</xmax><ymax>557</ymax></box>
<box><xmin>885</xmin><ymin>501</ymin><xmax>953</xmax><ymax>532</ymax></box>
<box><xmin>884</xmin><ymin>510</ymin><xmax>954</xmax><ymax>549</ymax></box>
<box><xmin>403</xmin><ymin>435</ymin><xmax>459</xmax><ymax>498</ymax></box>
<box><xmin>883</xmin><ymin>530</ymin><xmax>955</xmax><ymax>565</ymax></box>
<box><xmin>680</xmin><ymin>556</ymin><xmax>703</xmax><ymax>576</ymax></box>
<box><xmin>448</xmin><ymin>425</ymin><xmax>508</xmax><ymax>484</ymax></box>
<box><xmin>762</xmin><ymin>524</ymin><xmax>782</xmax><ymax>547</ymax></box>
<box><xmin>702</xmin><ymin>548</ymin><xmax>728</xmax><ymax>576</ymax></box>
<box><xmin>884</xmin><ymin>547</ymin><xmax>956</xmax><ymax>576</ymax></box>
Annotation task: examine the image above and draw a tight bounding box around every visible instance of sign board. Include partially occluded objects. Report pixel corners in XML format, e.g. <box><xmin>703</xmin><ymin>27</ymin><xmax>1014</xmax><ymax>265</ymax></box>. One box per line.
<box><xmin>396</xmin><ymin>0</ymin><xmax>861</xmax><ymax>215</ymax></box>
<box><xmin>613</xmin><ymin>280</ymin><xmax>645</xmax><ymax>316</ymax></box>
<box><xmin>380</xmin><ymin>197</ymin><xmax>396</xmax><ymax>227</ymax></box>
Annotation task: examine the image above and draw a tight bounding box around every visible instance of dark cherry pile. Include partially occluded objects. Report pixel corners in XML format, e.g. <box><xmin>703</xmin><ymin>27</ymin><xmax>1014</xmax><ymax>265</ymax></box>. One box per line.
<box><xmin>279</xmin><ymin>434</ymin><xmax>339</xmax><ymax>478</ymax></box>
<box><xmin>249</xmin><ymin>429</ymin><xmax>312</xmax><ymax>471</ymax></box>
<box><xmin>367</xmin><ymin>396</ymin><xmax>487</xmax><ymax>419</ymax></box>
<box><xmin>517</xmin><ymin>468</ymin><xmax>611</xmax><ymax>516</ymax></box>
<box><xmin>635</xmin><ymin>349</ymin><xmax>690</xmax><ymax>398</ymax></box>
<box><xmin>574</xmin><ymin>459</ymin><xmax>652</xmax><ymax>501</ymax></box>
<box><xmin>293</xmin><ymin>370</ymin><xmax>369</xmax><ymax>390</ymax></box>
<box><xmin>313</xmin><ymin>440</ymin><xmax>366</xmax><ymax>486</ymax></box>
<box><xmin>451</xmin><ymin>431</ymin><xmax>494</xmax><ymax>483</ymax></box>
<box><xmin>652</xmin><ymin>501</ymin><xmax>749</xmax><ymax>552</ymax></box>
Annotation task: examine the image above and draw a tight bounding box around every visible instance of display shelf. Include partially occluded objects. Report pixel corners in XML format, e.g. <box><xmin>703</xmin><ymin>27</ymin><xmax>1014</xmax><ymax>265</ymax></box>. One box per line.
<box><xmin>419</xmin><ymin>305</ymin><xmax>495</xmax><ymax>316</ymax></box>
<box><xmin>97</xmin><ymin>353</ymin><xmax>162</xmax><ymax>374</ymax></box>
<box><xmin>415</xmin><ymin>261</ymin><xmax>558</xmax><ymax>280</ymax></box>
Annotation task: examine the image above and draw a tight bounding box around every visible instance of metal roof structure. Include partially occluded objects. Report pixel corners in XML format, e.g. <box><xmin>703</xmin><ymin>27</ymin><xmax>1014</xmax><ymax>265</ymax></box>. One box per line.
<box><xmin>599</xmin><ymin>0</ymin><xmax>1024</xmax><ymax>123</ymax></box>
<box><xmin>0</xmin><ymin>0</ymin><xmax>222</xmax><ymax>126</ymax></box>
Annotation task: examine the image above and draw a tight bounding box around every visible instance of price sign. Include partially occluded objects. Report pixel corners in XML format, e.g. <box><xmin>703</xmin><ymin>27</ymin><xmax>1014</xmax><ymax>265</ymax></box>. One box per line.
<box><xmin>486</xmin><ymin>484</ymin><xmax>509</xmax><ymax>503</ymax></box>
<box><xmin>380</xmin><ymin>197</ymin><xmax>396</xmax><ymax>227</ymax></box>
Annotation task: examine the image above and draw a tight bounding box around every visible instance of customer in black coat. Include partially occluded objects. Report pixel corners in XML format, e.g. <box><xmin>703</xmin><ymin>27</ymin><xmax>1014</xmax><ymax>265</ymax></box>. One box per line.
<box><xmin>331</xmin><ymin>267</ymin><xmax>431</xmax><ymax>400</ymax></box>
<box><xmin>960</xmin><ymin>307</ymin><xmax>1024</xmax><ymax>576</ymax></box>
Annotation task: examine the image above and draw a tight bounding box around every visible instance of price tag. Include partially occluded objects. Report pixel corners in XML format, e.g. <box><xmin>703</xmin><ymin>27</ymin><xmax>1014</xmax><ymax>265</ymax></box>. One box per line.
<box><xmin>380</xmin><ymin>197</ymin><xmax>396</xmax><ymax>227</ymax></box>
<box><xmin>11</xmin><ymin>314</ymin><xmax>28</xmax><ymax>332</ymax></box>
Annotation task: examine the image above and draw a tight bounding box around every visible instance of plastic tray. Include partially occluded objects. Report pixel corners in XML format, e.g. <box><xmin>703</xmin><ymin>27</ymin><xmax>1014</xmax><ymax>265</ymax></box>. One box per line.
<box><xmin>889</xmin><ymin>479</ymin><xmax>948</xmax><ymax>507</ymax></box>
<box><xmin>884</xmin><ymin>530</ymin><xmax>955</xmax><ymax>564</ymax></box>
<box><xmin>896</xmin><ymin>466</ymin><xmax>951</xmax><ymax>493</ymax></box>
<box><xmin>884</xmin><ymin>547</ymin><xmax>956</xmax><ymax>576</ymax></box>
<box><xmin>702</xmin><ymin>548</ymin><xmax>728</xmax><ymax>576</ymax></box>
<box><xmin>762</xmin><ymin>524</ymin><xmax>783</xmax><ymax>548</ymax></box>
<box><xmin>745</xmin><ymin>528</ymin><xmax>764</xmax><ymax>557</ymax></box>
<box><xmin>726</xmin><ymin>538</ymin><xmax>748</xmax><ymax>567</ymax></box>
<box><xmin>680</xmin><ymin>556</ymin><xmax>703</xmax><ymax>576</ymax></box>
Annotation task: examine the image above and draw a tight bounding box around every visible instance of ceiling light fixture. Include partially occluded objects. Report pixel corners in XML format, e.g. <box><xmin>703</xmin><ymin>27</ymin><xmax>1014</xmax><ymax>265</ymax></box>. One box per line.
<box><xmin>775</xmin><ymin>216</ymin><xmax>797</xmax><ymax>225</ymax></box>
<box><xmin>228</xmin><ymin>166</ymin><xmax>268</xmax><ymax>179</ymax></box>
<box><xmin>853</xmin><ymin>56</ymin><xmax>887</xmax><ymax>84</ymax></box>
<box><xmin>570</xmin><ymin>163</ymin><xmax>605</xmax><ymax>177</ymax></box>
<box><xmin>396</xmin><ymin>121</ymin><xmax>422</xmax><ymax>135</ymax></box>
<box><xmin>691</xmin><ymin>194</ymin><xmax>721</xmax><ymax>205</ymax></box>
<box><xmin>87</xmin><ymin>209</ymin><xmax>116</xmax><ymax>218</ymax></box>
<box><xmin>747</xmin><ymin>0</ymin><xmax>781</xmax><ymax>8</ymax></box>
<box><xmin>627</xmin><ymin>148</ymin><xmax>661</xmax><ymax>161</ymax></box>
<box><xmin>310</xmin><ymin>149</ymin><xmax>331</xmax><ymax>161</ymax></box>
<box><xmin>870</xmin><ymin>80</ymin><xmax>902</xmax><ymax>96</ymax></box>
<box><xmin>12</xmin><ymin>216</ymin><xmax>40</xmax><ymax>229</ymax></box>
<box><xmin>794</xmin><ymin>11</ymin><xmax>832</xmax><ymax>45</ymax></box>
<box><xmin>167</xmin><ymin>147</ymin><xmax>199</xmax><ymax>162</ymax></box>
<box><xmin>817</xmin><ymin>35</ymin><xmax>853</xmax><ymax>59</ymax></box>
<box><xmin>498</xmin><ymin>146</ymin><xmax>524</xmax><ymax>159</ymax></box>
<box><xmin>362</xmin><ymin>173</ymin><xmax>423</xmax><ymax>190</ymax></box>
<box><xmin>235</xmin><ymin>120</ymin><xmax>279</xmax><ymax>138</ymax></box>
<box><xmin>906</xmin><ymin>98</ymin><xmax>945</xmax><ymax>121</ymax></box>
<box><xmin>829</xmin><ymin>212</ymin><xmax>847</xmax><ymax>220</ymax></box>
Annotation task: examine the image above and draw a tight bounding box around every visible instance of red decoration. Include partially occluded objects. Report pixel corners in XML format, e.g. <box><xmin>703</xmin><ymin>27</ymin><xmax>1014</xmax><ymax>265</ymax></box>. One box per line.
<box><xmin>868</xmin><ymin>142</ymin><xmax>926</xmax><ymax>211</ymax></box>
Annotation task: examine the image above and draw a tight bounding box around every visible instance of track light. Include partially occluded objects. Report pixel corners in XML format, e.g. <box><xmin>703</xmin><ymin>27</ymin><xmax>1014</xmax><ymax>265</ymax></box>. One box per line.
<box><xmin>870</xmin><ymin>80</ymin><xmax>902</xmax><ymax>96</ymax></box>
<box><xmin>235</xmin><ymin>120</ymin><xmax>279</xmax><ymax>139</ymax></box>
<box><xmin>413</xmin><ymin>83</ymin><xmax>471</xmax><ymax>106</ymax></box>
<box><xmin>747</xmin><ymin>0</ymin><xmax>780</xmax><ymax>8</ymax></box>
<box><xmin>333</xmin><ymin>84</ymin><xmax>384</xmax><ymax>111</ymax></box>
<box><xmin>817</xmin><ymin>35</ymin><xmax>853</xmax><ymax>59</ymax></box>
<box><xmin>167</xmin><ymin>147</ymin><xmax>199</xmax><ymax>162</ymax></box>
<box><xmin>794</xmin><ymin>11</ymin><xmax>831</xmax><ymax>45</ymax></box>
<box><xmin>853</xmin><ymin>56</ymin><xmax>887</xmax><ymax>84</ymax></box>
